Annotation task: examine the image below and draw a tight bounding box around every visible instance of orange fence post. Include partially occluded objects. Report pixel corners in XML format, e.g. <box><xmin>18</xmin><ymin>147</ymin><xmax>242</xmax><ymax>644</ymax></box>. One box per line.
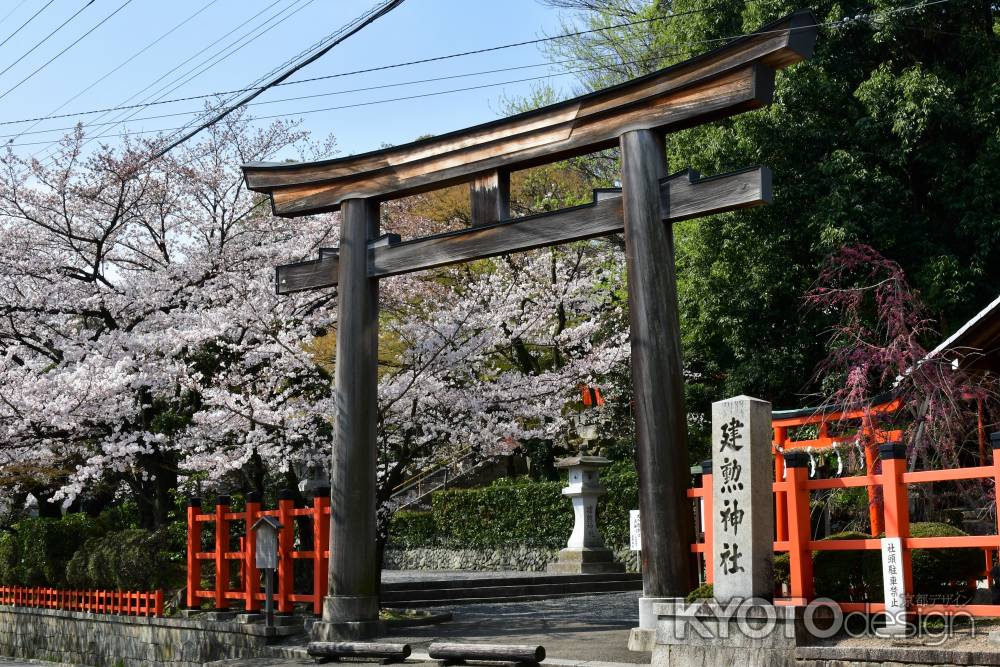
<box><xmin>783</xmin><ymin>451</ymin><xmax>814</xmax><ymax>603</ymax></box>
<box><xmin>154</xmin><ymin>590</ymin><xmax>164</xmax><ymax>617</ymax></box>
<box><xmin>277</xmin><ymin>489</ymin><xmax>294</xmax><ymax>614</ymax></box>
<box><xmin>701</xmin><ymin>461</ymin><xmax>714</xmax><ymax>585</ymax></box>
<box><xmin>312</xmin><ymin>486</ymin><xmax>331</xmax><ymax>615</ymax></box>
<box><xmin>990</xmin><ymin>433</ymin><xmax>1000</xmax><ymax>578</ymax></box>
<box><xmin>862</xmin><ymin>416</ymin><xmax>884</xmax><ymax>536</ymax></box>
<box><xmin>880</xmin><ymin>442</ymin><xmax>913</xmax><ymax>597</ymax></box>
<box><xmin>774</xmin><ymin>426</ymin><xmax>789</xmax><ymax>542</ymax></box>
<box><xmin>186</xmin><ymin>497</ymin><xmax>202</xmax><ymax>609</ymax></box>
<box><xmin>244</xmin><ymin>492</ymin><xmax>262</xmax><ymax>612</ymax></box>
<box><xmin>214</xmin><ymin>495</ymin><xmax>231</xmax><ymax>610</ymax></box>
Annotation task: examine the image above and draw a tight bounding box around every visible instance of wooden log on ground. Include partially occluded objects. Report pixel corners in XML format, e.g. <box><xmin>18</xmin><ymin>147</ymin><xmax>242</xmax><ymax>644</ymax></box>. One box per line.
<box><xmin>307</xmin><ymin>641</ymin><xmax>411</xmax><ymax>664</ymax></box>
<box><xmin>427</xmin><ymin>642</ymin><xmax>545</xmax><ymax>666</ymax></box>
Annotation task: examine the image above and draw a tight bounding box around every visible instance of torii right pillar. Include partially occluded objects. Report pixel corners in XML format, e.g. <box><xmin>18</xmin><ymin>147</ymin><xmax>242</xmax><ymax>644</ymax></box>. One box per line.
<box><xmin>619</xmin><ymin>129</ymin><xmax>696</xmax><ymax>635</ymax></box>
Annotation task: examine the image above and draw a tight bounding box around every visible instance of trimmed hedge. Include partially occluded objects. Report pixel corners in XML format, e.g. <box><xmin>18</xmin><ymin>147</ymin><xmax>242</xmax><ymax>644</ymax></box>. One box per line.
<box><xmin>66</xmin><ymin>528</ymin><xmax>182</xmax><ymax>591</ymax></box>
<box><xmin>388</xmin><ymin>511</ymin><xmax>437</xmax><ymax>547</ymax></box>
<box><xmin>775</xmin><ymin>522</ymin><xmax>983</xmax><ymax>601</ymax></box>
<box><xmin>391</xmin><ymin>462</ymin><xmax>639</xmax><ymax>549</ymax></box>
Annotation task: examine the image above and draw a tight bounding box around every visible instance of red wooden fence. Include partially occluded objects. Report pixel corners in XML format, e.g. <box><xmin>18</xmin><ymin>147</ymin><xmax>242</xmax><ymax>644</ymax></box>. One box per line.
<box><xmin>0</xmin><ymin>586</ymin><xmax>163</xmax><ymax>617</ymax></box>
<box><xmin>186</xmin><ymin>488</ymin><xmax>330</xmax><ymax>615</ymax></box>
<box><xmin>689</xmin><ymin>405</ymin><xmax>1000</xmax><ymax>616</ymax></box>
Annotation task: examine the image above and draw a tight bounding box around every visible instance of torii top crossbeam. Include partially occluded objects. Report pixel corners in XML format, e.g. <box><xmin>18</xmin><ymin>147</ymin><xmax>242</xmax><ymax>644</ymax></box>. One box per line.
<box><xmin>242</xmin><ymin>9</ymin><xmax>816</xmax><ymax>217</ymax></box>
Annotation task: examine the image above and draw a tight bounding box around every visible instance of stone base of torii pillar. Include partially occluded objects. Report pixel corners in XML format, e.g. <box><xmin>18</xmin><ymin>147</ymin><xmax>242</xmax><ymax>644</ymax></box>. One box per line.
<box><xmin>546</xmin><ymin>456</ymin><xmax>625</xmax><ymax>575</ymax></box>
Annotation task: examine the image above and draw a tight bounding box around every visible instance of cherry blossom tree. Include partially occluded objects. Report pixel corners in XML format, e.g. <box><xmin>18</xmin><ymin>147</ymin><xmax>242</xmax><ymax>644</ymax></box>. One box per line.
<box><xmin>0</xmin><ymin>112</ymin><xmax>633</xmax><ymax>532</ymax></box>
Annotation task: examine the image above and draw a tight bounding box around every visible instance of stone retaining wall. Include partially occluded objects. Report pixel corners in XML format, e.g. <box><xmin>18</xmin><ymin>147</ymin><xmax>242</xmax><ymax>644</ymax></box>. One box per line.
<box><xmin>0</xmin><ymin>605</ymin><xmax>281</xmax><ymax>667</ymax></box>
<box><xmin>383</xmin><ymin>545</ymin><xmax>639</xmax><ymax>572</ymax></box>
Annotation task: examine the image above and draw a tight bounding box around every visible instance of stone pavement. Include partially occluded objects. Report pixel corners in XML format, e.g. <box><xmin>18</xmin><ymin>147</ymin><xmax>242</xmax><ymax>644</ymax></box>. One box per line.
<box><xmin>212</xmin><ymin>591</ymin><xmax>648</xmax><ymax>667</ymax></box>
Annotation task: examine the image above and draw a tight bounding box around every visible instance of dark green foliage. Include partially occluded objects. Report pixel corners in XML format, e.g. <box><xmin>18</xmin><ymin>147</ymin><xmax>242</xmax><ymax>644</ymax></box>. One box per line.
<box><xmin>686</xmin><ymin>582</ymin><xmax>714</xmax><ymax>603</ymax></box>
<box><xmin>398</xmin><ymin>465</ymin><xmax>639</xmax><ymax>549</ymax></box>
<box><xmin>775</xmin><ymin>522</ymin><xmax>984</xmax><ymax>600</ymax></box>
<box><xmin>5</xmin><ymin>514</ymin><xmax>101</xmax><ymax>587</ymax></box>
<box><xmin>908</xmin><ymin>522</ymin><xmax>985</xmax><ymax>596</ymax></box>
<box><xmin>0</xmin><ymin>531</ymin><xmax>16</xmax><ymax>584</ymax></box>
<box><xmin>65</xmin><ymin>528</ymin><xmax>183</xmax><ymax>591</ymax></box>
<box><xmin>431</xmin><ymin>479</ymin><xmax>570</xmax><ymax>548</ymax></box>
<box><xmin>812</xmin><ymin>531</ymin><xmax>883</xmax><ymax>601</ymax></box>
<box><xmin>596</xmin><ymin>462</ymin><xmax>639</xmax><ymax>547</ymax></box>
<box><xmin>388</xmin><ymin>511</ymin><xmax>437</xmax><ymax>547</ymax></box>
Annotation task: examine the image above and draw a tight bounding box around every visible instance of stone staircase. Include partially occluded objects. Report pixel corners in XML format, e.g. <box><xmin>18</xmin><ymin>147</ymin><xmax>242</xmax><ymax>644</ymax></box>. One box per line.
<box><xmin>380</xmin><ymin>572</ymin><xmax>642</xmax><ymax>607</ymax></box>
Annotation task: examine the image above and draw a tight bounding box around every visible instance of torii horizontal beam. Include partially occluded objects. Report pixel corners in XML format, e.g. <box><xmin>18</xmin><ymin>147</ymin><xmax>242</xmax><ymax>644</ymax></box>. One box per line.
<box><xmin>242</xmin><ymin>10</ymin><xmax>815</xmax><ymax>217</ymax></box>
<box><xmin>275</xmin><ymin>165</ymin><xmax>770</xmax><ymax>294</ymax></box>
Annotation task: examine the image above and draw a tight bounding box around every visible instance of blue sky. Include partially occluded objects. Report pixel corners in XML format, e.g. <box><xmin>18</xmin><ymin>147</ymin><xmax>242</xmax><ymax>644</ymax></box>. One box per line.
<box><xmin>0</xmin><ymin>0</ymin><xmax>579</xmax><ymax>161</ymax></box>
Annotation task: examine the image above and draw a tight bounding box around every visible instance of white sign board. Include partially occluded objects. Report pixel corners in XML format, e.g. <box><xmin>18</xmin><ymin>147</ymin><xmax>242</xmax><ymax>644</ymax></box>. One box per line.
<box><xmin>629</xmin><ymin>510</ymin><xmax>641</xmax><ymax>551</ymax></box>
<box><xmin>879</xmin><ymin>537</ymin><xmax>907</xmax><ymax>635</ymax></box>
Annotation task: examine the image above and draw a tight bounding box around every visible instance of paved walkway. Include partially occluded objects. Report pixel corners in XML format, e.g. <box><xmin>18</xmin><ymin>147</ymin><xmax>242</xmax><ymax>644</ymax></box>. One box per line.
<box><xmin>215</xmin><ymin>591</ymin><xmax>648</xmax><ymax>667</ymax></box>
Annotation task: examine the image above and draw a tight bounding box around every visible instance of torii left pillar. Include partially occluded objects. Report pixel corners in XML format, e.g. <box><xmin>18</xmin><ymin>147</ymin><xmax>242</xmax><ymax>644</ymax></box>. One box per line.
<box><xmin>313</xmin><ymin>197</ymin><xmax>383</xmax><ymax>640</ymax></box>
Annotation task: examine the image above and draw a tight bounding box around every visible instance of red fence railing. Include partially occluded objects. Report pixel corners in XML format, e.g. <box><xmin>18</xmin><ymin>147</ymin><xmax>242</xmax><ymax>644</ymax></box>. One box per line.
<box><xmin>186</xmin><ymin>488</ymin><xmax>330</xmax><ymax>615</ymax></box>
<box><xmin>689</xmin><ymin>404</ymin><xmax>1000</xmax><ymax>616</ymax></box>
<box><xmin>0</xmin><ymin>586</ymin><xmax>163</xmax><ymax>617</ymax></box>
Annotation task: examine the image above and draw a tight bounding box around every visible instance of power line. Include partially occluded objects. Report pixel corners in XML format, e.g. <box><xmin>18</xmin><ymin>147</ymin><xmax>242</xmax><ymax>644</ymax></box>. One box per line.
<box><xmin>149</xmin><ymin>0</ymin><xmax>410</xmax><ymax>160</ymax></box>
<box><xmin>0</xmin><ymin>0</ymin><xmax>56</xmax><ymax>52</ymax></box>
<box><xmin>0</xmin><ymin>0</ymin><xmax>137</xmax><ymax>104</ymax></box>
<box><xmin>9</xmin><ymin>0</ymin><xmax>224</xmax><ymax>144</ymax></box>
<box><xmin>16</xmin><ymin>0</ymin><xmax>957</xmax><ymax>153</ymax></box>
<box><xmin>0</xmin><ymin>1</ymin><xmax>32</xmax><ymax>27</ymax></box>
<box><xmin>174</xmin><ymin>0</ymin><xmax>966</xmax><ymax>228</ymax></box>
<box><xmin>31</xmin><ymin>0</ymin><xmax>312</xmax><ymax>162</ymax></box>
<box><xmin>0</xmin><ymin>3</ymin><xmax>718</xmax><ymax>130</ymax></box>
<box><xmin>1</xmin><ymin>60</ymin><xmax>596</xmax><ymax>139</ymax></box>
<box><xmin>0</xmin><ymin>0</ymin><xmax>96</xmax><ymax>82</ymax></box>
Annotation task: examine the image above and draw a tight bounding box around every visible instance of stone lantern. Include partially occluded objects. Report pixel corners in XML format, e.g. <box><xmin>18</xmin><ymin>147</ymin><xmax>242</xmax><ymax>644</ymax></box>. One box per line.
<box><xmin>547</xmin><ymin>454</ymin><xmax>624</xmax><ymax>574</ymax></box>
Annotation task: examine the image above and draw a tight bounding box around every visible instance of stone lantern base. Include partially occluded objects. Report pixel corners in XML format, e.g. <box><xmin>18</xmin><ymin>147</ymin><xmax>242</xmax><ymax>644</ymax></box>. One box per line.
<box><xmin>547</xmin><ymin>546</ymin><xmax>625</xmax><ymax>574</ymax></box>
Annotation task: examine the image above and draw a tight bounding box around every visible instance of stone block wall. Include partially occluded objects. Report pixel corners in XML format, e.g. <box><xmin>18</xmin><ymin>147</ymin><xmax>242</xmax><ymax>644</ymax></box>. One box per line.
<box><xmin>0</xmin><ymin>605</ymin><xmax>277</xmax><ymax>667</ymax></box>
<box><xmin>383</xmin><ymin>545</ymin><xmax>639</xmax><ymax>572</ymax></box>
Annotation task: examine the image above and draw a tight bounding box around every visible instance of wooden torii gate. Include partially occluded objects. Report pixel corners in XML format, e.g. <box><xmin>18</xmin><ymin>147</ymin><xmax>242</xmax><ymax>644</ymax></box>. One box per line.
<box><xmin>242</xmin><ymin>10</ymin><xmax>817</xmax><ymax>639</ymax></box>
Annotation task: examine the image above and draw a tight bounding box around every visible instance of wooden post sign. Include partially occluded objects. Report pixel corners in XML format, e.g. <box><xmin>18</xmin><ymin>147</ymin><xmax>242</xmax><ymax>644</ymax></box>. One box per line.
<box><xmin>240</xmin><ymin>9</ymin><xmax>817</xmax><ymax>638</ymax></box>
<box><xmin>252</xmin><ymin>516</ymin><xmax>282</xmax><ymax>628</ymax></box>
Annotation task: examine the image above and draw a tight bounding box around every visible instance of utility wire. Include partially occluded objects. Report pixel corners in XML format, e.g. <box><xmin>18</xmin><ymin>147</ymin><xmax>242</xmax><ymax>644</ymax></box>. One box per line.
<box><xmin>0</xmin><ymin>0</ymin><xmax>96</xmax><ymax>82</ymax></box>
<box><xmin>9</xmin><ymin>0</ymin><xmax>224</xmax><ymax>143</ymax></box>
<box><xmin>0</xmin><ymin>0</ymin><xmax>57</xmax><ymax>52</ymax></box>
<box><xmin>0</xmin><ymin>3</ymin><xmax>717</xmax><ymax>129</ymax></box>
<box><xmin>3</xmin><ymin>60</ymin><xmax>598</xmax><ymax>139</ymax></box>
<box><xmin>9</xmin><ymin>0</ymin><xmax>955</xmax><ymax>147</ymax></box>
<box><xmin>149</xmin><ymin>0</ymin><xmax>409</xmax><ymax>160</ymax></box>
<box><xmin>17</xmin><ymin>0</ymin><xmax>956</xmax><ymax>154</ymax></box>
<box><xmin>31</xmin><ymin>0</ymin><xmax>311</xmax><ymax>162</ymax></box>
<box><xmin>0</xmin><ymin>1</ymin><xmax>32</xmax><ymax>28</ymax></box>
<box><xmin>199</xmin><ymin>0</ymin><xmax>963</xmax><ymax>228</ymax></box>
<box><xmin>0</xmin><ymin>0</ymin><xmax>137</xmax><ymax>104</ymax></box>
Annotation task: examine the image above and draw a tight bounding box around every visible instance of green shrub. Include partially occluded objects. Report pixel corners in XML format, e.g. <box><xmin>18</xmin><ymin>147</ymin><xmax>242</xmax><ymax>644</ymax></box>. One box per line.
<box><xmin>774</xmin><ymin>522</ymin><xmax>984</xmax><ymax>601</ymax></box>
<box><xmin>0</xmin><ymin>531</ymin><xmax>16</xmax><ymax>584</ymax></box>
<box><xmin>432</xmin><ymin>480</ymin><xmax>570</xmax><ymax>548</ymax></box>
<box><xmin>686</xmin><ymin>582</ymin><xmax>713</xmax><ymax>603</ymax></box>
<box><xmin>66</xmin><ymin>528</ymin><xmax>182</xmax><ymax>591</ymax></box>
<box><xmin>909</xmin><ymin>522</ymin><xmax>984</xmax><ymax>596</ymax></box>
<box><xmin>598</xmin><ymin>464</ymin><xmax>638</xmax><ymax>547</ymax></box>
<box><xmin>812</xmin><ymin>531</ymin><xmax>883</xmax><ymax>601</ymax></box>
<box><xmin>12</xmin><ymin>514</ymin><xmax>100</xmax><ymax>587</ymax></box>
<box><xmin>388</xmin><ymin>511</ymin><xmax>436</xmax><ymax>547</ymax></box>
<box><xmin>398</xmin><ymin>463</ymin><xmax>640</xmax><ymax>549</ymax></box>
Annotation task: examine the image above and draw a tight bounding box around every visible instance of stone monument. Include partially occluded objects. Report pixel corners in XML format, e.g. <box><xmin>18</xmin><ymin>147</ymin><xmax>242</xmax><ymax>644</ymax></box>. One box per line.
<box><xmin>547</xmin><ymin>455</ymin><xmax>624</xmax><ymax>574</ymax></box>
<box><xmin>651</xmin><ymin>396</ymin><xmax>811</xmax><ymax>667</ymax></box>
